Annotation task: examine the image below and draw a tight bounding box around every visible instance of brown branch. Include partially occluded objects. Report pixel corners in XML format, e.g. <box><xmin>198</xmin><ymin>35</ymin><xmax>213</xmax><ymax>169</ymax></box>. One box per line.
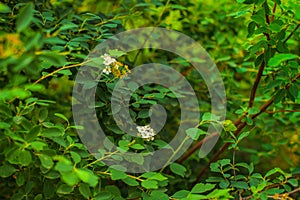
<box><xmin>178</xmin><ymin>60</ymin><xmax>265</xmax><ymax>164</ymax></box>
<box><xmin>287</xmin><ymin>188</ymin><xmax>300</xmax><ymax>196</ymax></box>
<box><xmin>190</xmin><ymin>122</ymin><xmax>247</xmax><ymax>188</ymax></box>
<box><xmin>242</xmin><ymin>187</ymin><xmax>300</xmax><ymax>200</ymax></box>
<box><xmin>177</xmin><ymin>132</ymin><xmax>218</xmax><ymax>164</ymax></box>
<box><xmin>190</xmin><ymin>73</ymin><xmax>300</xmax><ymax>187</ymax></box>
<box><xmin>265</xmin><ymin>109</ymin><xmax>300</xmax><ymax>114</ymax></box>
<box><xmin>265</xmin><ymin>2</ymin><xmax>270</xmax><ymax>25</ymax></box>
<box><xmin>33</xmin><ymin>61</ymin><xmax>90</xmax><ymax>84</ymax></box>
<box><xmin>271</xmin><ymin>3</ymin><xmax>277</xmax><ymax>22</ymax></box>
<box><xmin>248</xmin><ymin>61</ymin><xmax>265</xmax><ymax>108</ymax></box>
<box><xmin>283</xmin><ymin>23</ymin><xmax>300</xmax><ymax>43</ymax></box>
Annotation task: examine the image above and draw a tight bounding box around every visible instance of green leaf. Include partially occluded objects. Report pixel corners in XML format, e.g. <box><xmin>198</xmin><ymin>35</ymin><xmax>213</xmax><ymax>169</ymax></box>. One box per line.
<box><xmin>75</xmin><ymin>168</ymin><xmax>98</xmax><ymax>187</ymax></box>
<box><xmin>79</xmin><ymin>183</ymin><xmax>91</xmax><ymax>199</ymax></box>
<box><xmin>219</xmin><ymin>180</ymin><xmax>230</xmax><ymax>188</ymax></box>
<box><xmin>249</xmin><ymin>163</ymin><xmax>254</xmax><ymax>174</ymax></box>
<box><xmin>289</xmin><ymin>84</ymin><xmax>298</xmax><ymax>98</ymax></box>
<box><xmin>269</xmin><ymin>22</ymin><xmax>281</xmax><ymax>32</ymax></box>
<box><xmin>219</xmin><ymin>159</ymin><xmax>231</xmax><ymax>166</ymax></box>
<box><xmin>186</xmin><ymin>128</ymin><xmax>207</xmax><ymax>140</ymax></box>
<box><xmin>57</xmin><ymin>69</ymin><xmax>72</xmax><ymax>75</ymax></box>
<box><xmin>0</xmin><ymin>3</ymin><xmax>11</xmax><ymax>13</ymax></box>
<box><xmin>110</xmin><ymin>168</ymin><xmax>128</xmax><ymax>180</ymax></box>
<box><xmin>108</xmin><ymin>49</ymin><xmax>126</xmax><ymax>57</ymax></box>
<box><xmin>95</xmin><ymin>192</ymin><xmax>113</xmax><ymax>200</ymax></box>
<box><xmin>265</xmin><ymin>188</ymin><xmax>284</xmax><ymax>195</ymax></box>
<box><xmin>30</xmin><ymin>141</ymin><xmax>47</xmax><ymax>151</ymax></box>
<box><xmin>287</xmin><ymin>179</ymin><xmax>298</xmax><ymax>187</ymax></box>
<box><xmin>16</xmin><ymin>2</ymin><xmax>34</xmax><ymax>32</ymax></box>
<box><xmin>295</xmin><ymin>4</ymin><xmax>300</xmax><ymax>20</ymax></box>
<box><xmin>128</xmin><ymin>81</ymin><xmax>139</xmax><ymax>91</ymax></box>
<box><xmin>34</xmin><ymin>194</ymin><xmax>43</xmax><ymax>200</ymax></box>
<box><xmin>141</xmin><ymin>179</ymin><xmax>158</xmax><ymax>189</ymax></box>
<box><xmin>56</xmin><ymin>184</ymin><xmax>74</xmax><ymax>194</ymax></box>
<box><xmin>18</xmin><ymin>150</ymin><xmax>32</xmax><ymax>166</ymax></box>
<box><xmin>61</xmin><ymin>172</ymin><xmax>79</xmax><ymax>186</ymax></box>
<box><xmin>70</xmin><ymin>151</ymin><xmax>81</xmax><ymax>164</ymax></box>
<box><xmin>138</xmin><ymin>109</ymin><xmax>151</xmax><ymax>118</ymax></box>
<box><xmin>238</xmin><ymin>131</ymin><xmax>250</xmax><ymax>141</ymax></box>
<box><xmin>54</xmin><ymin>113</ymin><xmax>69</xmax><ymax>122</ymax></box>
<box><xmin>59</xmin><ymin>23</ymin><xmax>78</xmax><ymax>31</ymax></box>
<box><xmin>55</xmin><ymin>162</ymin><xmax>73</xmax><ymax>173</ymax></box>
<box><xmin>123</xmin><ymin>154</ymin><xmax>144</xmax><ymax>165</ymax></box>
<box><xmin>141</xmin><ymin>172</ymin><xmax>168</xmax><ymax>181</ymax></box>
<box><xmin>191</xmin><ymin>183</ymin><xmax>215</xmax><ymax>193</ymax></box>
<box><xmin>43</xmin><ymin>128</ymin><xmax>63</xmax><ymax>138</ymax></box>
<box><xmin>210</xmin><ymin>163</ymin><xmax>221</xmax><ymax>172</ymax></box>
<box><xmin>150</xmin><ymin>190</ymin><xmax>169</xmax><ymax>200</ymax></box>
<box><xmin>172</xmin><ymin>190</ymin><xmax>190</xmax><ymax>199</ymax></box>
<box><xmin>251</xmin><ymin>12</ymin><xmax>265</xmax><ymax>25</ymax></box>
<box><xmin>0</xmin><ymin>122</ymin><xmax>10</xmax><ymax>129</ymax></box>
<box><xmin>274</xmin><ymin>89</ymin><xmax>286</xmax><ymax>104</ymax></box>
<box><xmin>248</xmin><ymin>107</ymin><xmax>260</xmax><ymax>115</ymax></box>
<box><xmin>16</xmin><ymin>172</ymin><xmax>25</xmax><ymax>186</ymax></box>
<box><xmin>170</xmin><ymin>163</ymin><xmax>186</xmax><ymax>177</ymax></box>
<box><xmin>268</xmin><ymin>54</ymin><xmax>298</xmax><ymax>67</ymax></box>
<box><xmin>201</xmin><ymin>112</ymin><xmax>211</xmax><ymax>121</ymax></box>
<box><xmin>39</xmin><ymin>154</ymin><xmax>54</xmax><ymax>169</ymax></box>
<box><xmin>130</xmin><ymin>144</ymin><xmax>145</xmax><ymax>150</ymax></box>
<box><xmin>105</xmin><ymin>185</ymin><xmax>121</xmax><ymax>196</ymax></box>
<box><xmin>27</xmin><ymin>125</ymin><xmax>41</xmax><ymax>141</ymax></box>
<box><xmin>206</xmin><ymin>188</ymin><xmax>232</xmax><ymax>199</ymax></box>
<box><xmin>231</xmin><ymin>181</ymin><xmax>249</xmax><ymax>189</ymax></box>
<box><xmin>24</xmin><ymin>84</ymin><xmax>45</xmax><ymax>92</ymax></box>
<box><xmin>264</xmin><ymin>167</ymin><xmax>287</xmax><ymax>178</ymax></box>
<box><xmin>223</xmin><ymin>120</ymin><xmax>237</xmax><ymax>132</ymax></box>
<box><xmin>122</xmin><ymin>177</ymin><xmax>139</xmax><ymax>186</ymax></box>
<box><xmin>0</xmin><ymin>164</ymin><xmax>16</xmax><ymax>177</ymax></box>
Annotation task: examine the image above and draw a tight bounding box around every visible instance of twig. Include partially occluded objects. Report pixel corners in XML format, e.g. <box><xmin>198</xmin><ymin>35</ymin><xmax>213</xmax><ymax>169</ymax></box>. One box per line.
<box><xmin>265</xmin><ymin>109</ymin><xmax>300</xmax><ymax>114</ymax></box>
<box><xmin>33</xmin><ymin>60</ymin><xmax>90</xmax><ymax>84</ymax></box>
<box><xmin>160</xmin><ymin>136</ymin><xmax>190</xmax><ymax>172</ymax></box>
<box><xmin>131</xmin><ymin>0</ymin><xmax>170</xmax><ymax>66</ymax></box>
<box><xmin>242</xmin><ymin>187</ymin><xmax>300</xmax><ymax>200</ymax></box>
<box><xmin>190</xmin><ymin>122</ymin><xmax>247</xmax><ymax>188</ymax></box>
<box><xmin>287</xmin><ymin>188</ymin><xmax>300</xmax><ymax>196</ymax></box>
<box><xmin>190</xmin><ymin>73</ymin><xmax>300</xmax><ymax>187</ymax></box>
<box><xmin>271</xmin><ymin>3</ymin><xmax>277</xmax><ymax>22</ymax></box>
<box><xmin>248</xmin><ymin>61</ymin><xmax>265</xmax><ymax>109</ymax></box>
<box><xmin>177</xmin><ymin>132</ymin><xmax>218</xmax><ymax>164</ymax></box>
<box><xmin>265</xmin><ymin>1</ymin><xmax>270</xmax><ymax>25</ymax></box>
<box><xmin>283</xmin><ymin>23</ymin><xmax>300</xmax><ymax>43</ymax></box>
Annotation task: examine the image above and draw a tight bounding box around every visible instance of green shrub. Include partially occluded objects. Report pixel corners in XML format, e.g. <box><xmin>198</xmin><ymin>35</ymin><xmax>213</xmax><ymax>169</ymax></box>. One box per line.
<box><xmin>0</xmin><ymin>0</ymin><xmax>299</xmax><ymax>199</ymax></box>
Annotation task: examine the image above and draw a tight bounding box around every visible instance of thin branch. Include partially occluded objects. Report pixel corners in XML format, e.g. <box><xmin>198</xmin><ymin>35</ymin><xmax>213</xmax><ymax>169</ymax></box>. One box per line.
<box><xmin>248</xmin><ymin>61</ymin><xmax>265</xmax><ymax>108</ymax></box>
<box><xmin>131</xmin><ymin>0</ymin><xmax>170</xmax><ymax>66</ymax></box>
<box><xmin>33</xmin><ymin>61</ymin><xmax>90</xmax><ymax>84</ymax></box>
<box><xmin>283</xmin><ymin>23</ymin><xmax>300</xmax><ymax>43</ymax></box>
<box><xmin>271</xmin><ymin>3</ymin><xmax>277</xmax><ymax>22</ymax></box>
<box><xmin>287</xmin><ymin>188</ymin><xmax>300</xmax><ymax>196</ymax></box>
<box><xmin>265</xmin><ymin>0</ymin><xmax>270</xmax><ymax>25</ymax></box>
<box><xmin>265</xmin><ymin>109</ymin><xmax>300</xmax><ymax>114</ymax></box>
<box><xmin>190</xmin><ymin>73</ymin><xmax>300</xmax><ymax>187</ymax></box>
<box><xmin>190</xmin><ymin>122</ymin><xmax>247</xmax><ymax>188</ymax></box>
<box><xmin>177</xmin><ymin>132</ymin><xmax>218</xmax><ymax>164</ymax></box>
<box><xmin>242</xmin><ymin>187</ymin><xmax>300</xmax><ymax>200</ymax></box>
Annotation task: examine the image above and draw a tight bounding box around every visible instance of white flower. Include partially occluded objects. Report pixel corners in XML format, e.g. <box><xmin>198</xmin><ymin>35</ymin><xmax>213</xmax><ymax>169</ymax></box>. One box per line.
<box><xmin>136</xmin><ymin>125</ymin><xmax>156</xmax><ymax>141</ymax></box>
<box><xmin>103</xmin><ymin>66</ymin><xmax>111</xmax><ymax>75</ymax></box>
<box><xmin>101</xmin><ymin>53</ymin><xmax>116</xmax><ymax>66</ymax></box>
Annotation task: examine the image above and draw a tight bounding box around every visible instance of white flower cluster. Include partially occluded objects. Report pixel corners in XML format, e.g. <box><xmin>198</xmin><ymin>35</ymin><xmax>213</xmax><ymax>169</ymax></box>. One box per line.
<box><xmin>101</xmin><ymin>53</ymin><xmax>116</xmax><ymax>75</ymax></box>
<box><xmin>136</xmin><ymin>125</ymin><xmax>157</xmax><ymax>141</ymax></box>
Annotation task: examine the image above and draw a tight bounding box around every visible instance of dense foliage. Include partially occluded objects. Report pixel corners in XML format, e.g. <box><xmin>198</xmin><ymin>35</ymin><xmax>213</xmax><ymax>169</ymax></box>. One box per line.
<box><xmin>0</xmin><ymin>0</ymin><xmax>299</xmax><ymax>199</ymax></box>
